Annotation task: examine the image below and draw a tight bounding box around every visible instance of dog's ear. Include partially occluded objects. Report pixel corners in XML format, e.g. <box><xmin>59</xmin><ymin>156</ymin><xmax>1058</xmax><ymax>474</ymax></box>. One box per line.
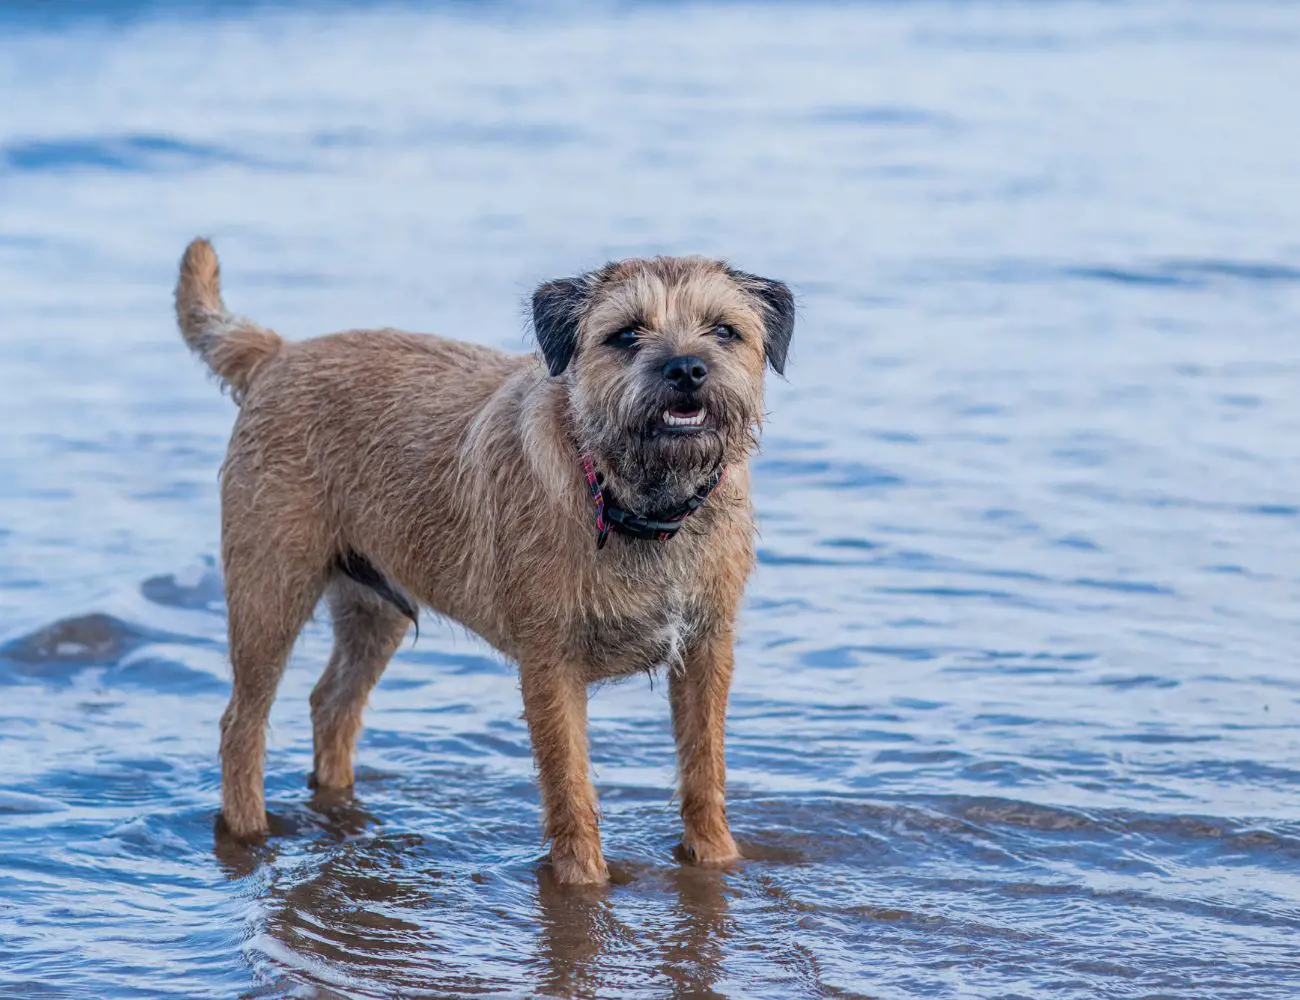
<box><xmin>532</xmin><ymin>276</ymin><xmax>589</xmax><ymax>377</ymax></box>
<box><xmin>728</xmin><ymin>268</ymin><xmax>795</xmax><ymax>375</ymax></box>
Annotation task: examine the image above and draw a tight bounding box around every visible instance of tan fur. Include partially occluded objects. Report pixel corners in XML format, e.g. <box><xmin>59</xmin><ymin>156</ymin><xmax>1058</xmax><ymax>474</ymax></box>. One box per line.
<box><xmin>175</xmin><ymin>239</ymin><xmax>282</xmax><ymax>402</ymax></box>
<box><xmin>175</xmin><ymin>238</ymin><xmax>793</xmax><ymax>885</ymax></box>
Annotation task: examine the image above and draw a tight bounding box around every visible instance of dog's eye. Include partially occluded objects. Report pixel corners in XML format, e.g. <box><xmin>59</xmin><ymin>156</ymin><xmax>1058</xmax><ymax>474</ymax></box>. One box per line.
<box><xmin>605</xmin><ymin>327</ymin><xmax>640</xmax><ymax>350</ymax></box>
<box><xmin>712</xmin><ymin>324</ymin><xmax>740</xmax><ymax>342</ymax></box>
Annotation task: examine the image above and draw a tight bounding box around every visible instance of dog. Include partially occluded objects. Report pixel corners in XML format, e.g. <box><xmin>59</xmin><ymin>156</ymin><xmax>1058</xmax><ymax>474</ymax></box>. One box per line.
<box><xmin>175</xmin><ymin>238</ymin><xmax>794</xmax><ymax>885</ymax></box>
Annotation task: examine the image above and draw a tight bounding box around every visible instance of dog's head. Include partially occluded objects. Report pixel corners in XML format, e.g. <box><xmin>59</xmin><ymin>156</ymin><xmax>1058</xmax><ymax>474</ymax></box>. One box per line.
<box><xmin>533</xmin><ymin>256</ymin><xmax>793</xmax><ymax>512</ymax></box>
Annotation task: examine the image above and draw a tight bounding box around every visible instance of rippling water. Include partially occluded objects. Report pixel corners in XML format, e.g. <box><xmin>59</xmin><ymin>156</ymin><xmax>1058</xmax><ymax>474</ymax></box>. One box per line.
<box><xmin>3</xmin><ymin>2</ymin><xmax>1300</xmax><ymax>997</ymax></box>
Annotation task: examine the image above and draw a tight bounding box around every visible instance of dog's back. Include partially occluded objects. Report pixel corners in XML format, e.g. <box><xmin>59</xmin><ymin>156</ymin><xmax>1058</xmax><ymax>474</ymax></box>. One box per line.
<box><xmin>176</xmin><ymin>241</ymin><xmax>546</xmax><ymax>643</ymax></box>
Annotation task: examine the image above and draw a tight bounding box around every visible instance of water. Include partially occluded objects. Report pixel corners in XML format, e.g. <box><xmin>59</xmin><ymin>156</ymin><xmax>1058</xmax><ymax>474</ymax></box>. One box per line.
<box><xmin>2</xmin><ymin>2</ymin><xmax>1300</xmax><ymax>997</ymax></box>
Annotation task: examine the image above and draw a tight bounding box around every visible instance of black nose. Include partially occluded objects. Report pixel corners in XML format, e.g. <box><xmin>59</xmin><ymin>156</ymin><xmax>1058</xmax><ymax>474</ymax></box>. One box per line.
<box><xmin>663</xmin><ymin>355</ymin><xmax>708</xmax><ymax>392</ymax></box>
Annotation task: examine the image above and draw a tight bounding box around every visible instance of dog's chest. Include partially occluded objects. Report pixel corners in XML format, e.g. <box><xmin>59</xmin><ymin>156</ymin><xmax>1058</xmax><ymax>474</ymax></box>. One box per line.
<box><xmin>579</xmin><ymin>587</ymin><xmax>697</xmax><ymax>680</ymax></box>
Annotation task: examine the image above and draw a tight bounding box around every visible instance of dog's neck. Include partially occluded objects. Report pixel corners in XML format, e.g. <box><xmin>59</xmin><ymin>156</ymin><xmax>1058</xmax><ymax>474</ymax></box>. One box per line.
<box><xmin>579</xmin><ymin>452</ymin><xmax>724</xmax><ymax>548</ymax></box>
<box><xmin>582</xmin><ymin>446</ymin><xmax>725</xmax><ymax>517</ymax></box>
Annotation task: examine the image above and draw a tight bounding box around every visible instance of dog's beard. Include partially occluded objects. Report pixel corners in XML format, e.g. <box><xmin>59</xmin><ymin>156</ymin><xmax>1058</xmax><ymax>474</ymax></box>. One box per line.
<box><xmin>578</xmin><ymin>386</ymin><xmax>758</xmax><ymax>515</ymax></box>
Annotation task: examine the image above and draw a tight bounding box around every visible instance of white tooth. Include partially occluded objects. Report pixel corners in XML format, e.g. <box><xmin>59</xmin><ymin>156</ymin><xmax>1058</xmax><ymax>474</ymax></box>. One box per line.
<box><xmin>663</xmin><ymin>409</ymin><xmax>706</xmax><ymax>427</ymax></box>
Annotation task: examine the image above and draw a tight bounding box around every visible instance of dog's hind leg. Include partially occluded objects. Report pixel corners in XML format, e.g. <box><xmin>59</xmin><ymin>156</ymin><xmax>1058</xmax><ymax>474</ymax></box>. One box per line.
<box><xmin>218</xmin><ymin>525</ymin><xmax>327</xmax><ymax>841</ymax></box>
<box><xmin>309</xmin><ymin>575</ymin><xmax>410</xmax><ymax>790</ymax></box>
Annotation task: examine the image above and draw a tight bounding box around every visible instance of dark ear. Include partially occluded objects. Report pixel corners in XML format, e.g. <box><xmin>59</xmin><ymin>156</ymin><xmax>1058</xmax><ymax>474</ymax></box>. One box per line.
<box><xmin>729</xmin><ymin>268</ymin><xmax>795</xmax><ymax>375</ymax></box>
<box><xmin>532</xmin><ymin>276</ymin><xmax>588</xmax><ymax>377</ymax></box>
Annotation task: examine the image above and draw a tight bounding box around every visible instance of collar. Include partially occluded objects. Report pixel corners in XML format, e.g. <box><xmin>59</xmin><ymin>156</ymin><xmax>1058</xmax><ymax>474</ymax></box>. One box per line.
<box><xmin>580</xmin><ymin>454</ymin><xmax>724</xmax><ymax>549</ymax></box>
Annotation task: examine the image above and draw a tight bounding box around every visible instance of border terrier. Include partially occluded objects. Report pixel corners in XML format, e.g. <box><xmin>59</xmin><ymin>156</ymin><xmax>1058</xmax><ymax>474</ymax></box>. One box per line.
<box><xmin>175</xmin><ymin>238</ymin><xmax>794</xmax><ymax>885</ymax></box>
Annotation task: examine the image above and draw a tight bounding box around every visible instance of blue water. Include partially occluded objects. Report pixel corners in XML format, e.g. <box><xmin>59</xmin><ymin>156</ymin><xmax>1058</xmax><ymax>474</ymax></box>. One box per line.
<box><xmin>2</xmin><ymin>2</ymin><xmax>1300</xmax><ymax>997</ymax></box>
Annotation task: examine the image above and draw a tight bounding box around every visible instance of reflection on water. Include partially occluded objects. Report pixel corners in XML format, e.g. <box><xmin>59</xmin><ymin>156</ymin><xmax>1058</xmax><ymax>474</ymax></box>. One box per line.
<box><xmin>3</xmin><ymin>1</ymin><xmax>1300</xmax><ymax>998</ymax></box>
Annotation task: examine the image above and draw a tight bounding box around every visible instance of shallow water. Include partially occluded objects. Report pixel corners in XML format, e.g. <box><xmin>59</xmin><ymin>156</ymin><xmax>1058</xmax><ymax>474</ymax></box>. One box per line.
<box><xmin>3</xmin><ymin>2</ymin><xmax>1300</xmax><ymax>997</ymax></box>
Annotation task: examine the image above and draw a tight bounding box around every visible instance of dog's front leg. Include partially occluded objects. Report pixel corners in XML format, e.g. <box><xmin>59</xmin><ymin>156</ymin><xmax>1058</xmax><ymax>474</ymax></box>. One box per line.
<box><xmin>521</xmin><ymin>660</ymin><xmax>606</xmax><ymax>886</ymax></box>
<box><xmin>670</xmin><ymin>630</ymin><xmax>742</xmax><ymax>866</ymax></box>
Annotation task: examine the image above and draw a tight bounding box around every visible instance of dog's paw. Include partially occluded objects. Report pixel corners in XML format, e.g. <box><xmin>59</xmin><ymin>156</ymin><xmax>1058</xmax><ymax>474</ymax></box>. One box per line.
<box><xmin>214</xmin><ymin>809</ymin><xmax>270</xmax><ymax>845</ymax></box>
<box><xmin>309</xmin><ymin>753</ymin><xmax>358</xmax><ymax>790</ymax></box>
<box><xmin>548</xmin><ymin>844</ymin><xmax>609</xmax><ymax>886</ymax></box>
<box><xmin>679</xmin><ymin>832</ymin><xmax>742</xmax><ymax>867</ymax></box>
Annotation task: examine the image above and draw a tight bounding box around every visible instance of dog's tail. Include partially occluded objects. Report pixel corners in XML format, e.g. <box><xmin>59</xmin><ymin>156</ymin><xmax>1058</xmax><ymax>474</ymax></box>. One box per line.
<box><xmin>175</xmin><ymin>238</ymin><xmax>282</xmax><ymax>402</ymax></box>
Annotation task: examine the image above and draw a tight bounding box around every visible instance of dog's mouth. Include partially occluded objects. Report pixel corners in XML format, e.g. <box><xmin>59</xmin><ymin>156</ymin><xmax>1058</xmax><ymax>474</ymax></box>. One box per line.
<box><xmin>661</xmin><ymin>407</ymin><xmax>707</xmax><ymax>433</ymax></box>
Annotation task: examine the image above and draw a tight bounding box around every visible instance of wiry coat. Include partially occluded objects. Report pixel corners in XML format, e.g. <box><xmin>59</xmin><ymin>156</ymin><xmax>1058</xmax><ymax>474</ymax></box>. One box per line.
<box><xmin>175</xmin><ymin>238</ymin><xmax>793</xmax><ymax>885</ymax></box>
